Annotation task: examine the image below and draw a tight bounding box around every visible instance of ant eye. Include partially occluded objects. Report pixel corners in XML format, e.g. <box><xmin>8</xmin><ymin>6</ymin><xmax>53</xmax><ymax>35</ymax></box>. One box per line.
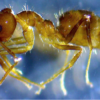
<box><xmin>0</xmin><ymin>8</ymin><xmax>16</xmax><ymax>41</ymax></box>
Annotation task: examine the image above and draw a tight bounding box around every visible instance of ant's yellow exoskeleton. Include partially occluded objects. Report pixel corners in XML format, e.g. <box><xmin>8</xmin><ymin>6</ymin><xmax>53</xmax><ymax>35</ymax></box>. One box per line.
<box><xmin>0</xmin><ymin>8</ymin><xmax>99</xmax><ymax>94</ymax></box>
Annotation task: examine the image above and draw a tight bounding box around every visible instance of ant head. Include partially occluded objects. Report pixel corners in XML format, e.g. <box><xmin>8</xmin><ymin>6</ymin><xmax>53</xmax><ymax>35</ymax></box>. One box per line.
<box><xmin>0</xmin><ymin>8</ymin><xmax>17</xmax><ymax>41</ymax></box>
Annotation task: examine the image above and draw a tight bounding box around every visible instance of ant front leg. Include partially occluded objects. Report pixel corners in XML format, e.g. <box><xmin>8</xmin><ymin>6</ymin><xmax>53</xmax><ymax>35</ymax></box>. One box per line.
<box><xmin>0</xmin><ymin>55</ymin><xmax>45</xmax><ymax>90</ymax></box>
<box><xmin>0</xmin><ymin>37</ymin><xmax>30</xmax><ymax>54</ymax></box>
<box><xmin>0</xmin><ymin>42</ymin><xmax>21</xmax><ymax>85</ymax></box>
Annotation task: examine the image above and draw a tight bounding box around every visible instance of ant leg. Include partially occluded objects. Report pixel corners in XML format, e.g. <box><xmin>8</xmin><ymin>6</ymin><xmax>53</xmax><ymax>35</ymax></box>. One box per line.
<box><xmin>0</xmin><ymin>58</ymin><xmax>37</xmax><ymax>89</ymax></box>
<box><xmin>0</xmin><ymin>56</ymin><xmax>33</xmax><ymax>89</ymax></box>
<box><xmin>4</xmin><ymin>37</ymin><xmax>26</xmax><ymax>47</ymax></box>
<box><xmin>0</xmin><ymin>42</ymin><xmax>17</xmax><ymax>58</ymax></box>
<box><xmin>0</xmin><ymin>37</ymin><xmax>26</xmax><ymax>52</ymax></box>
<box><xmin>85</xmin><ymin>19</ymin><xmax>93</xmax><ymax>87</ymax></box>
<box><xmin>0</xmin><ymin>38</ymin><xmax>31</xmax><ymax>55</ymax></box>
<box><xmin>85</xmin><ymin>48</ymin><xmax>92</xmax><ymax>87</ymax></box>
<box><xmin>60</xmin><ymin>50</ymin><xmax>70</xmax><ymax>95</ymax></box>
<box><xmin>0</xmin><ymin>58</ymin><xmax>18</xmax><ymax>85</ymax></box>
<box><xmin>0</xmin><ymin>42</ymin><xmax>20</xmax><ymax>85</ymax></box>
<box><xmin>40</xmin><ymin>44</ymin><xmax>82</xmax><ymax>87</ymax></box>
<box><xmin>0</xmin><ymin>37</ymin><xmax>33</xmax><ymax>55</ymax></box>
<box><xmin>1</xmin><ymin>55</ymin><xmax>45</xmax><ymax>89</ymax></box>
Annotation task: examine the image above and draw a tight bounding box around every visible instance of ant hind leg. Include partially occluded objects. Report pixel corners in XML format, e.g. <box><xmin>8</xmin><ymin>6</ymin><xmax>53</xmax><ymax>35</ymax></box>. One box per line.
<box><xmin>60</xmin><ymin>50</ymin><xmax>70</xmax><ymax>95</ymax></box>
<box><xmin>85</xmin><ymin>18</ymin><xmax>93</xmax><ymax>87</ymax></box>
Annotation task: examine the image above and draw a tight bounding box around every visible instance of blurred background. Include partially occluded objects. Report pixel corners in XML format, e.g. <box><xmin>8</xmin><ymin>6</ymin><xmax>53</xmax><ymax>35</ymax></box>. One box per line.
<box><xmin>0</xmin><ymin>0</ymin><xmax>100</xmax><ymax>99</ymax></box>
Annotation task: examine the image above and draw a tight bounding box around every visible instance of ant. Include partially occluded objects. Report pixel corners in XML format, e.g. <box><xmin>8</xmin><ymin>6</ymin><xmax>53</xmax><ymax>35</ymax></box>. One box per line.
<box><xmin>0</xmin><ymin>8</ymin><xmax>98</xmax><ymax>94</ymax></box>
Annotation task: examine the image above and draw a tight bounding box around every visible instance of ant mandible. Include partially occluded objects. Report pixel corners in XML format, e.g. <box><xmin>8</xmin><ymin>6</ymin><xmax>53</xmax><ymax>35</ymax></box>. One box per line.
<box><xmin>0</xmin><ymin>8</ymin><xmax>98</xmax><ymax>94</ymax></box>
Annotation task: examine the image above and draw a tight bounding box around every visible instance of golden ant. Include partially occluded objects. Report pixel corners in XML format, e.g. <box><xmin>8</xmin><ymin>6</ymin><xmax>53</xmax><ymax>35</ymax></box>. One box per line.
<box><xmin>0</xmin><ymin>8</ymin><xmax>98</xmax><ymax>95</ymax></box>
